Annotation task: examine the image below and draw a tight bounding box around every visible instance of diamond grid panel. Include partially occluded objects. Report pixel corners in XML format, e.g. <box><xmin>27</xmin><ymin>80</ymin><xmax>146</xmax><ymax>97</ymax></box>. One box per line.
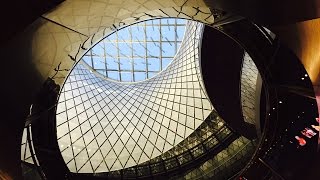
<box><xmin>56</xmin><ymin>20</ymin><xmax>212</xmax><ymax>173</ymax></box>
<box><xmin>241</xmin><ymin>53</ymin><xmax>259</xmax><ymax>125</ymax></box>
<box><xmin>21</xmin><ymin>127</ymin><xmax>34</xmax><ymax>164</ymax></box>
<box><xmin>20</xmin><ymin>126</ymin><xmax>40</xmax><ymax>165</ymax></box>
<box><xmin>154</xmin><ymin>113</ymin><xmax>225</xmax><ymax>162</ymax></box>
<box><xmin>182</xmin><ymin>136</ymin><xmax>256</xmax><ymax>180</ymax></box>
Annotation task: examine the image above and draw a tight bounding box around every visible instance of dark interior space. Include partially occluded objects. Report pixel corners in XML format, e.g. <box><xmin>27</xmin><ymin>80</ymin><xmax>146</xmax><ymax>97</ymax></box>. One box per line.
<box><xmin>1</xmin><ymin>1</ymin><xmax>319</xmax><ymax>180</ymax></box>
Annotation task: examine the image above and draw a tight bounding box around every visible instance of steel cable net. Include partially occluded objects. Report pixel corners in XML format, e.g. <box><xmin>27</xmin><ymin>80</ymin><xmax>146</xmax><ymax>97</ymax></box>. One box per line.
<box><xmin>114</xmin><ymin>113</ymin><xmax>239</xmax><ymax>178</ymax></box>
<box><xmin>180</xmin><ymin>136</ymin><xmax>256</xmax><ymax>180</ymax></box>
<box><xmin>241</xmin><ymin>53</ymin><xmax>259</xmax><ymax>125</ymax></box>
<box><xmin>55</xmin><ymin>20</ymin><xmax>213</xmax><ymax>173</ymax></box>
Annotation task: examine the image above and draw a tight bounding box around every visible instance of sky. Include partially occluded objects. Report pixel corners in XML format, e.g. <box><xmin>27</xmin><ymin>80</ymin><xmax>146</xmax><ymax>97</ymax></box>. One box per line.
<box><xmin>83</xmin><ymin>18</ymin><xmax>187</xmax><ymax>82</ymax></box>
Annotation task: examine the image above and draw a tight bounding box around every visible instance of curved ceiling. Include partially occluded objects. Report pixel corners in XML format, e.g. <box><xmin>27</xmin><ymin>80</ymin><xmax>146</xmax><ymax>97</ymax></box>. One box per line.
<box><xmin>3</xmin><ymin>0</ymin><xmax>320</xmax><ymax>179</ymax></box>
<box><xmin>55</xmin><ymin>20</ymin><xmax>213</xmax><ymax>172</ymax></box>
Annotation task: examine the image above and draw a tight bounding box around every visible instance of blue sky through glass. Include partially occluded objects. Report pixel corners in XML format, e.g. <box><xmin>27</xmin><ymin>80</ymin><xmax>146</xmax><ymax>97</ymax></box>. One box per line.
<box><xmin>82</xmin><ymin>18</ymin><xmax>187</xmax><ymax>82</ymax></box>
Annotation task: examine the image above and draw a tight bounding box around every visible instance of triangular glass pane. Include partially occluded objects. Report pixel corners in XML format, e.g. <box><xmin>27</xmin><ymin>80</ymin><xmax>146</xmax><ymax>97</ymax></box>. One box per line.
<box><xmin>79</xmin><ymin>161</ymin><xmax>93</xmax><ymax>173</ymax></box>
<box><xmin>68</xmin><ymin>159</ymin><xmax>77</xmax><ymax>172</ymax></box>
<box><xmin>95</xmin><ymin>162</ymin><xmax>108</xmax><ymax>173</ymax></box>
<box><xmin>74</xmin><ymin>149</ymin><xmax>88</xmax><ymax>171</ymax></box>
<box><xmin>90</xmin><ymin>151</ymin><xmax>104</xmax><ymax>171</ymax></box>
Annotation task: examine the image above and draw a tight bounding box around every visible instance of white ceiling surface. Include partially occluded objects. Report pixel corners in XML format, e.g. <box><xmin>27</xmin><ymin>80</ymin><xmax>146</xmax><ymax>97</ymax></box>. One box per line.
<box><xmin>43</xmin><ymin>0</ymin><xmax>211</xmax><ymax>37</ymax></box>
<box><xmin>56</xmin><ymin>21</ymin><xmax>213</xmax><ymax>173</ymax></box>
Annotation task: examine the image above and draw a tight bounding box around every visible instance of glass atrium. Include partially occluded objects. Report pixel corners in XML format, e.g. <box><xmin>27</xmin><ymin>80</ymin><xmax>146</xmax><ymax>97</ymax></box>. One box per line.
<box><xmin>83</xmin><ymin>18</ymin><xmax>187</xmax><ymax>82</ymax></box>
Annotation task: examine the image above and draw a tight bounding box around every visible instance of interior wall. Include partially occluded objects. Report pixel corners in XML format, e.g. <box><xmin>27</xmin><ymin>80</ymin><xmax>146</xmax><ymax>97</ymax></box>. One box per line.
<box><xmin>271</xmin><ymin>18</ymin><xmax>320</xmax><ymax>124</ymax></box>
<box><xmin>0</xmin><ymin>0</ymin><xmax>64</xmax><ymax>46</ymax></box>
<box><xmin>1</xmin><ymin>18</ymin><xmax>86</xmax><ymax>179</ymax></box>
<box><xmin>271</xmin><ymin>18</ymin><xmax>320</xmax><ymax>179</ymax></box>
<box><xmin>203</xmin><ymin>0</ymin><xmax>320</xmax><ymax>26</ymax></box>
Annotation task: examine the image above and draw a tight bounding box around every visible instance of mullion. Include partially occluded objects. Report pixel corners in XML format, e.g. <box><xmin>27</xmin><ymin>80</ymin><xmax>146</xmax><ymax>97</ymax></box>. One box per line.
<box><xmin>66</xmin><ymin>72</ymin><xmax>104</xmax><ymax>84</ymax></box>
<box><xmin>129</xmin><ymin>84</ymin><xmax>160</xmax><ymax>144</ymax></box>
<box><xmin>87</xmin><ymin>41</ymin><xmax>182</xmax><ymax>46</ymax></box>
<box><xmin>162</xmin><ymin>82</ymin><xmax>176</xmax><ymax>145</ymax></box>
<box><xmin>124</xmin><ymin>86</ymin><xmax>150</xmax><ymax>164</ymax></box>
<box><xmin>103</xmin><ymin>38</ymin><xmax>108</xmax><ymax>77</ymax></box>
<box><xmin>130</xmin><ymin>25</ymin><xmax>135</xmax><ymax>82</ymax></box>
<box><xmin>189</xmin><ymin>55</ymin><xmax>197</xmax><ymax>130</ymax></box>
<box><xmin>109</xmin><ymin>86</ymin><xmax>149</xmax><ymax>163</ymax></box>
<box><xmin>69</xmin><ymin>79</ymin><xmax>95</xmax><ymax>172</ymax></box>
<box><xmin>124</xmin><ymin>117</ymin><xmax>225</xmax><ymax>175</ymax></box>
<box><xmin>73</xmin><ymin>83</ymin><xmax>129</xmax><ymax>170</ymax></box>
<box><xmin>57</xmin><ymin>19</ymin><xmax>216</xmax><ymax>173</ymax></box>
<box><xmin>87</xmin><ymin>95</ymin><xmax>123</xmax><ymax>171</ymax></box>
<box><xmin>81</xmin><ymin>18</ymin><xmax>187</xmax><ymax>83</ymax></box>
<box><xmin>134</xmin><ymin>84</ymin><xmax>159</xmax><ymax>159</ymax></box>
<box><xmin>97</xmin><ymin>84</ymin><xmax>147</xmax><ymax>166</ymax></box>
<box><xmin>62</xmin><ymin>85</ymin><xmax>78</xmax><ymax>171</ymax></box>
<box><xmin>99</xmin><ymin>106</ymin><xmax>127</xmax><ymax>169</ymax></box>
<box><xmin>174</xmin><ymin>19</ymin><xmax>178</xmax><ymax>56</ymax></box>
<box><xmin>144</xmin><ymin>21</ymin><xmax>148</xmax><ymax>79</ymax></box>
<box><xmin>139</xmin><ymin>24</ymin><xmax>186</xmax><ymax>27</ymax></box>
<box><xmin>159</xmin><ymin>19</ymin><xmax>163</xmax><ymax>72</ymax></box>
<box><xmin>56</xmin><ymin>82</ymin><xmax>106</xmax><ymax>118</ymax></box>
<box><xmin>145</xmin><ymin>80</ymin><xmax>167</xmax><ymax>156</ymax></box>
<box><xmin>60</xmin><ymin>79</ymin><xmax>106</xmax><ymax>140</ymax></box>
<box><xmin>90</xmin><ymin>55</ymin><xmax>179</xmax><ymax>58</ymax></box>
<box><xmin>90</xmin><ymin>81</ymin><xmax>146</xmax><ymax>167</ymax></box>
<box><xmin>58</xmin><ymin>79</ymin><xmax>123</xmax><ymax>145</ymax></box>
<box><xmin>78</xmin><ymin>82</ymin><xmax>110</xmax><ymax>172</ymax></box>
<box><xmin>116</xmin><ymin>30</ymin><xmax>121</xmax><ymax>81</ymax></box>
<box><xmin>23</xmin><ymin>128</ymin><xmax>28</xmax><ymax>160</ymax></box>
<box><xmin>159</xmin><ymin>79</ymin><xmax>175</xmax><ymax>150</ymax></box>
<box><xmin>139</xmin><ymin>85</ymin><xmax>208</xmax><ymax>110</ymax></box>
<box><xmin>93</xmin><ymin>69</ymin><xmax>160</xmax><ymax>73</ymax></box>
<box><xmin>89</xmin><ymin>49</ymin><xmax>94</xmax><ymax>67</ymax></box>
<box><xmin>151</xmin><ymin>74</ymin><xmax>169</xmax><ymax>154</ymax></box>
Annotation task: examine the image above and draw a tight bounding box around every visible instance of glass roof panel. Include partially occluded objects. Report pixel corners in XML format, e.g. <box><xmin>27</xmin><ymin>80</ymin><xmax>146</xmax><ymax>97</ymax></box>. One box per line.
<box><xmin>56</xmin><ymin>20</ymin><xmax>212</xmax><ymax>173</ymax></box>
<box><xmin>82</xmin><ymin>18</ymin><xmax>187</xmax><ymax>82</ymax></box>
